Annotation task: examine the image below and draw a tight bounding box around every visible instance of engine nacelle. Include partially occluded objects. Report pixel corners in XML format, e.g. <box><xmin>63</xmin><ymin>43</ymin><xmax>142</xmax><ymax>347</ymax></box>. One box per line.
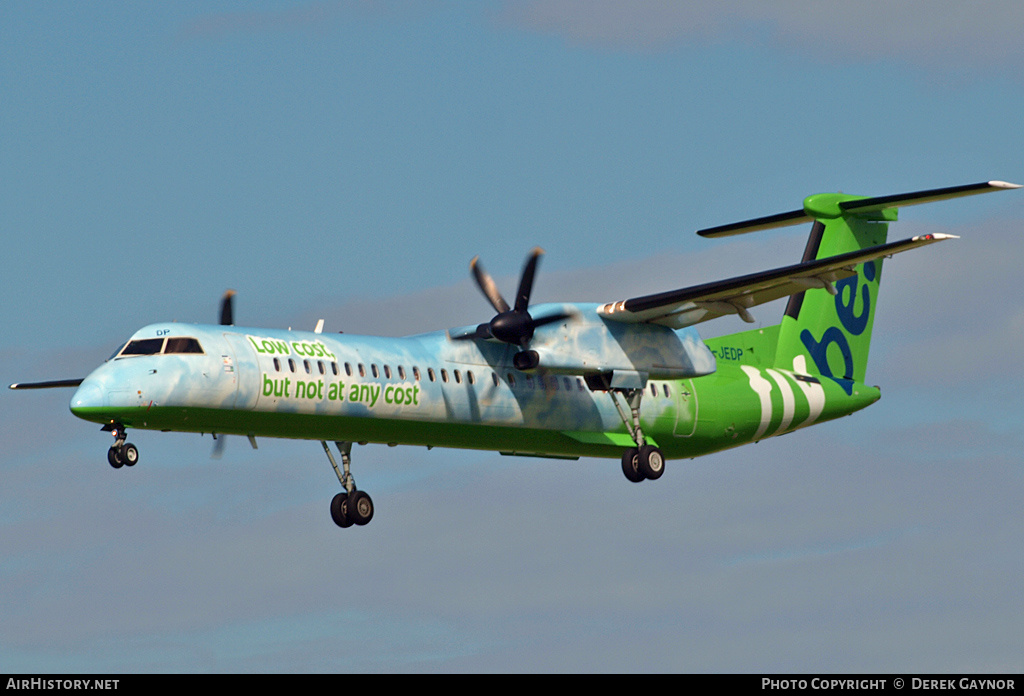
<box><xmin>516</xmin><ymin>303</ymin><xmax>716</xmax><ymax>380</ymax></box>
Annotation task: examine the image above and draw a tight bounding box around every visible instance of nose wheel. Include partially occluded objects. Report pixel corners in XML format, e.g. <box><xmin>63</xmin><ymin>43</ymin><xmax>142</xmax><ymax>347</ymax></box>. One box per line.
<box><xmin>107</xmin><ymin>443</ymin><xmax>139</xmax><ymax>468</ymax></box>
<box><xmin>103</xmin><ymin>423</ymin><xmax>138</xmax><ymax>469</ymax></box>
<box><xmin>323</xmin><ymin>441</ymin><xmax>374</xmax><ymax>528</ymax></box>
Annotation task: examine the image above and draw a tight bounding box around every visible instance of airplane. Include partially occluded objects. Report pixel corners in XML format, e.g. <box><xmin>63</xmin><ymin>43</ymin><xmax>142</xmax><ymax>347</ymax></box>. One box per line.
<box><xmin>11</xmin><ymin>180</ymin><xmax>1019</xmax><ymax>529</ymax></box>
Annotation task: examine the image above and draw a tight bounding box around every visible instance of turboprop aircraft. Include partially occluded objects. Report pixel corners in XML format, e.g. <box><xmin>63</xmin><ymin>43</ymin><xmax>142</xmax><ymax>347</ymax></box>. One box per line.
<box><xmin>10</xmin><ymin>181</ymin><xmax>1020</xmax><ymax>528</ymax></box>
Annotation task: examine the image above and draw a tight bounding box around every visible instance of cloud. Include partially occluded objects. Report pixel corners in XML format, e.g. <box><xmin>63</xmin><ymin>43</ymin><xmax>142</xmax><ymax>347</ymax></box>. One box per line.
<box><xmin>3</xmin><ymin>201</ymin><xmax>1021</xmax><ymax>672</ymax></box>
<box><xmin>500</xmin><ymin>0</ymin><xmax>1024</xmax><ymax>74</ymax></box>
<box><xmin>500</xmin><ymin>1</ymin><xmax>740</xmax><ymax>49</ymax></box>
<box><xmin>178</xmin><ymin>0</ymin><xmax>1024</xmax><ymax>76</ymax></box>
<box><xmin>301</xmin><ymin>230</ymin><xmax>809</xmax><ymax>337</ymax></box>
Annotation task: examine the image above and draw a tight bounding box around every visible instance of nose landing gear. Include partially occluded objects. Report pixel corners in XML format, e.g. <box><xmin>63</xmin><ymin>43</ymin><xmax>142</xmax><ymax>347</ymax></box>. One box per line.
<box><xmin>103</xmin><ymin>423</ymin><xmax>138</xmax><ymax>469</ymax></box>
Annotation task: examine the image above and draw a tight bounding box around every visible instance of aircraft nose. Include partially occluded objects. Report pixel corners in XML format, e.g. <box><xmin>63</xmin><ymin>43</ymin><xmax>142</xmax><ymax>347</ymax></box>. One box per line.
<box><xmin>70</xmin><ymin>379</ymin><xmax>106</xmax><ymax>416</ymax></box>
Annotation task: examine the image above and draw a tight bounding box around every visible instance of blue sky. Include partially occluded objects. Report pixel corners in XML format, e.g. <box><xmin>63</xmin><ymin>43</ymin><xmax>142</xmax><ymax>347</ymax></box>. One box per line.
<box><xmin>2</xmin><ymin>1</ymin><xmax>1023</xmax><ymax>672</ymax></box>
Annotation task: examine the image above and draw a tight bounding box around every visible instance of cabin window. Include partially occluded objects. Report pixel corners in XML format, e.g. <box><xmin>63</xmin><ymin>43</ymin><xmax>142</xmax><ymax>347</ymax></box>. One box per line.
<box><xmin>398</xmin><ymin>366</ymin><xmax>406</xmax><ymax>380</ymax></box>
<box><xmin>563</xmin><ymin>377</ymin><xmax>572</xmax><ymax>391</ymax></box>
<box><xmin>358</xmin><ymin>364</ymin><xmax>365</xmax><ymax>377</ymax></box>
<box><xmin>467</xmin><ymin>371</ymin><xmax>475</xmax><ymax>385</ymax></box>
<box><xmin>383</xmin><ymin>365</ymin><xmax>391</xmax><ymax>379</ymax></box>
<box><xmin>288</xmin><ymin>359</ymin><xmax>296</xmax><ymax>373</ymax></box>
<box><xmin>650</xmin><ymin>384</ymin><xmax>657</xmax><ymax>397</ymax></box>
<box><xmin>273</xmin><ymin>358</ymin><xmax>281</xmax><ymax>372</ymax></box>
<box><xmin>663</xmin><ymin>384</ymin><xmax>671</xmax><ymax>398</ymax></box>
<box><xmin>371</xmin><ymin>364</ymin><xmax>379</xmax><ymax>378</ymax></box>
<box><xmin>507</xmin><ymin>373</ymin><xmax>516</xmax><ymax>387</ymax></box>
<box><xmin>331</xmin><ymin>362</ymin><xmax>339</xmax><ymax>376</ymax></box>
<box><xmin>441</xmin><ymin>369</ymin><xmax>449</xmax><ymax>383</ymax></box>
<box><xmin>318</xmin><ymin>361</ymin><xmax>326</xmax><ymax>375</ymax></box>
<box><xmin>304</xmin><ymin>359</ymin><xmax>311</xmax><ymax>374</ymax></box>
<box><xmin>344</xmin><ymin>362</ymin><xmax>352</xmax><ymax>376</ymax></box>
<box><xmin>120</xmin><ymin>338</ymin><xmax>164</xmax><ymax>356</ymax></box>
<box><xmin>164</xmin><ymin>337</ymin><xmax>204</xmax><ymax>354</ymax></box>
<box><xmin>427</xmin><ymin>368</ymin><xmax>435</xmax><ymax>382</ymax></box>
<box><xmin>453</xmin><ymin>369</ymin><xmax>461</xmax><ymax>384</ymax></box>
<box><xmin>413</xmin><ymin>366</ymin><xmax>421</xmax><ymax>381</ymax></box>
<box><xmin>491</xmin><ymin>372</ymin><xmax>499</xmax><ymax>387</ymax></box>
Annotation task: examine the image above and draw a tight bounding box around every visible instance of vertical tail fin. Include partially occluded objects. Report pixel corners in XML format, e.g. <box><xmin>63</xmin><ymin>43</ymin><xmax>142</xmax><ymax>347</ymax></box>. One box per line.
<box><xmin>774</xmin><ymin>211</ymin><xmax>887</xmax><ymax>392</ymax></box>
<box><xmin>695</xmin><ymin>182</ymin><xmax>1020</xmax><ymax>392</ymax></box>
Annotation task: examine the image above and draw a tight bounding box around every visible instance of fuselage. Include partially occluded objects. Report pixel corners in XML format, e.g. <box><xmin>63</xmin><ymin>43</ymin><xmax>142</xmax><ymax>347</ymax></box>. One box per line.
<box><xmin>69</xmin><ymin>311</ymin><xmax>880</xmax><ymax>461</ymax></box>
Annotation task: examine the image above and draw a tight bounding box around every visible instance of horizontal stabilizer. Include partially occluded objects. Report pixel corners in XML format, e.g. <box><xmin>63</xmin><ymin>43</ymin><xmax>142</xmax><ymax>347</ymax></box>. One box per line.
<box><xmin>698</xmin><ymin>180</ymin><xmax>1020</xmax><ymax>238</ymax></box>
<box><xmin>697</xmin><ymin>208</ymin><xmax>812</xmax><ymax>237</ymax></box>
<box><xmin>837</xmin><ymin>180</ymin><xmax>1020</xmax><ymax>215</ymax></box>
<box><xmin>598</xmin><ymin>233</ymin><xmax>955</xmax><ymax>329</ymax></box>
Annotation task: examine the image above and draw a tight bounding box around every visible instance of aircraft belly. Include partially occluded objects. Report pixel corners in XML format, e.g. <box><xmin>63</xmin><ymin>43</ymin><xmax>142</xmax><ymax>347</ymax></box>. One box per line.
<box><xmin>679</xmin><ymin>364</ymin><xmax>881</xmax><ymax>457</ymax></box>
<box><xmin>104</xmin><ymin>362</ymin><xmax>879</xmax><ymax>463</ymax></box>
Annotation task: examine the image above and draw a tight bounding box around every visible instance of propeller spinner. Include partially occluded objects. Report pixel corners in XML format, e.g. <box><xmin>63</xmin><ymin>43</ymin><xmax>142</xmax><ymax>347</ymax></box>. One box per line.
<box><xmin>460</xmin><ymin>248</ymin><xmax>570</xmax><ymax>361</ymax></box>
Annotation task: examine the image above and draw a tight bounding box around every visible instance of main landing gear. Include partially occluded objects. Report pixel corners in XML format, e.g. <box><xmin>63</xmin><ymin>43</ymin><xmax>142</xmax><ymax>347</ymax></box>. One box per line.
<box><xmin>608</xmin><ymin>389</ymin><xmax>665</xmax><ymax>483</ymax></box>
<box><xmin>103</xmin><ymin>423</ymin><xmax>138</xmax><ymax>469</ymax></box>
<box><xmin>322</xmin><ymin>441</ymin><xmax>374</xmax><ymax>529</ymax></box>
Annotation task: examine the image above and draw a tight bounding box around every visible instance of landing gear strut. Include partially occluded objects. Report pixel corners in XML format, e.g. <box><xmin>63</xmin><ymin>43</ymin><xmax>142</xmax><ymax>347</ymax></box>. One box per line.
<box><xmin>103</xmin><ymin>423</ymin><xmax>138</xmax><ymax>469</ymax></box>
<box><xmin>608</xmin><ymin>389</ymin><xmax>665</xmax><ymax>483</ymax></box>
<box><xmin>323</xmin><ymin>441</ymin><xmax>374</xmax><ymax>528</ymax></box>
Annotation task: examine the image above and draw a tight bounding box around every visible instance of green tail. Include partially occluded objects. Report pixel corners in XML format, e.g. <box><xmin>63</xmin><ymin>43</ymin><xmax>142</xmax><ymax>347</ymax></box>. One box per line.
<box><xmin>698</xmin><ymin>182</ymin><xmax>1017</xmax><ymax>393</ymax></box>
<box><xmin>774</xmin><ymin>195</ymin><xmax>891</xmax><ymax>393</ymax></box>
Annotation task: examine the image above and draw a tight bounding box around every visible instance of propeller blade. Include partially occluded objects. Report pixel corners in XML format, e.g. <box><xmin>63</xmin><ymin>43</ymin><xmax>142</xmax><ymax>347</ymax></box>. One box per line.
<box><xmin>470</xmin><ymin>257</ymin><xmax>510</xmax><ymax>314</ymax></box>
<box><xmin>219</xmin><ymin>290</ymin><xmax>236</xmax><ymax>326</ymax></box>
<box><xmin>530</xmin><ymin>311</ymin><xmax>571</xmax><ymax>329</ymax></box>
<box><xmin>514</xmin><ymin>247</ymin><xmax>544</xmax><ymax>313</ymax></box>
<box><xmin>211</xmin><ymin>433</ymin><xmax>226</xmax><ymax>459</ymax></box>
<box><xmin>540</xmin><ymin>369</ymin><xmax>557</xmax><ymax>400</ymax></box>
<box><xmin>449</xmin><ymin>323</ymin><xmax>493</xmax><ymax>341</ymax></box>
<box><xmin>464</xmin><ymin>248</ymin><xmax>566</xmax><ymax>348</ymax></box>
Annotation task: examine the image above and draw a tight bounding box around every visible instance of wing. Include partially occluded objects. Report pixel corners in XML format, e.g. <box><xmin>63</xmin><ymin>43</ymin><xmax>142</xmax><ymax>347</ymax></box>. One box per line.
<box><xmin>9</xmin><ymin>379</ymin><xmax>84</xmax><ymax>390</ymax></box>
<box><xmin>597</xmin><ymin>233</ymin><xmax>954</xmax><ymax>328</ymax></box>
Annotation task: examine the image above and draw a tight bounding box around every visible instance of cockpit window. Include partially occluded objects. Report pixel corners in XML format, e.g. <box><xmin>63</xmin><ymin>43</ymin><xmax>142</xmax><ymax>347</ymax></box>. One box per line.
<box><xmin>106</xmin><ymin>342</ymin><xmax>128</xmax><ymax>361</ymax></box>
<box><xmin>164</xmin><ymin>337</ymin><xmax>204</xmax><ymax>354</ymax></box>
<box><xmin>120</xmin><ymin>338</ymin><xmax>164</xmax><ymax>356</ymax></box>
<box><xmin>115</xmin><ymin>336</ymin><xmax>205</xmax><ymax>358</ymax></box>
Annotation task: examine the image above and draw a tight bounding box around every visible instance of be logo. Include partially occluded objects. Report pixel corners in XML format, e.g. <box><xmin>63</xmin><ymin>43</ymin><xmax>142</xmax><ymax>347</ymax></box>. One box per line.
<box><xmin>799</xmin><ymin>261</ymin><xmax>876</xmax><ymax>395</ymax></box>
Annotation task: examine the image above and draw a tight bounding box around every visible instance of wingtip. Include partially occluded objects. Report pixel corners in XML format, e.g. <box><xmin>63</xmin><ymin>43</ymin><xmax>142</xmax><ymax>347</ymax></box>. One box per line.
<box><xmin>913</xmin><ymin>233</ymin><xmax>960</xmax><ymax>242</ymax></box>
<box><xmin>988</xmin><ymin>180</ymin><xmax>1022</xmax><ymax>189</ymax></box>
